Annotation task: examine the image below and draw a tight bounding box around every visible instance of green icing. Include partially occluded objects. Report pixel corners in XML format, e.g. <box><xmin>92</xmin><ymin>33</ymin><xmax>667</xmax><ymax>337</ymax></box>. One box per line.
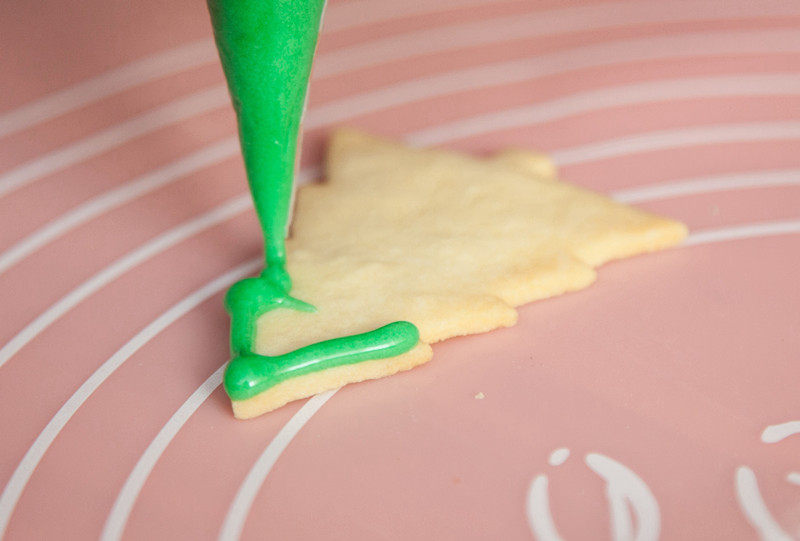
<box><xmin>207</xmin><ymin>0</ymin><xmax>420</xmax><ymax>403</ymax></box>
<box><xmin>224</xmin><ymin>322</ymin><xmax>420</xmax><ymax>401</ymax></box>
<box><xmin>207</xmin><ymin>0</ymin><xmax>324</xmax><ymax>279</ymax></box>
<box><xmin>224</xmin><ymin>275</ymin><xmax>316</xmax><ymax>357</ymax></box>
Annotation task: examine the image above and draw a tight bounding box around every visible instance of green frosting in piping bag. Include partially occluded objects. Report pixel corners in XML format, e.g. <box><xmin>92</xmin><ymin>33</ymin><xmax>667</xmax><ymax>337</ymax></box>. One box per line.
<box><xmin>207</xmin><ymin>0</ymin><xmax>419</xmax><ymax>403</ymax></box>
<box><xmin>207</xmin><ymin>0</ymin><xmax>322</xmax><ymax>288</ymax></box>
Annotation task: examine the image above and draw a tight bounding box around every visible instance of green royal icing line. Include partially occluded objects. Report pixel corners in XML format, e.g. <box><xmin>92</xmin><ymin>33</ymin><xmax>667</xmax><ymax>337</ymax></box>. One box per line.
<box><xmin>207</xmin><ymin>0</ymin><xmax>419</xmax><ymax>402</ymax></box>
<box><xmin>224</xmin><ymin>322</ymin><xmax>420</xmax><ymax>401</ymax></box>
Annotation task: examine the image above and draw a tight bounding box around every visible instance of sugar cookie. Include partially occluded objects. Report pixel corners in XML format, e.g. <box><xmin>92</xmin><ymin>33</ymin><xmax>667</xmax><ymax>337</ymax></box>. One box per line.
<box><xmin>225</xmin><ymin>130</ymin><xmax>686</xmax><ymax>418</ymax></box>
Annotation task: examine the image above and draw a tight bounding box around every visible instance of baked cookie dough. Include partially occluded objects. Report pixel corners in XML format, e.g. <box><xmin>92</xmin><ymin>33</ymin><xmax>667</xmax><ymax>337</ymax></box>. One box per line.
<box><xmin>227</xmin><ymin>129</ymin><xmax>686</xmax><ymax>419</ymax></box>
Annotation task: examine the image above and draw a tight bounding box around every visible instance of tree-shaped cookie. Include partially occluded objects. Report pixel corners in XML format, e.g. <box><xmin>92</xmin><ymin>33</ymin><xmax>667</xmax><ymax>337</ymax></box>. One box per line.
<box><xmin>225</xmin><ymin>130</ymin><xmax>687</xmax><ymax>419</ymax></box>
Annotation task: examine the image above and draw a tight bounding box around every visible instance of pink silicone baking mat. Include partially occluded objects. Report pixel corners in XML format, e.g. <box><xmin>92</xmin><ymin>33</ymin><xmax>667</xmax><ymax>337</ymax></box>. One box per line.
<box><xmin>2</xmin><ymin>0</ymin><xmax>799</xmax><ymax>539</ymax></box>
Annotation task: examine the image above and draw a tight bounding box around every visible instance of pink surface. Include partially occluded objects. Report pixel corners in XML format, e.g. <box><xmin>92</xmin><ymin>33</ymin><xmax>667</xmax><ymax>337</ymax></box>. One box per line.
<box><xmin>1</xmin><ymin>0</ymin><xmax>799</xmax><ymax>539</ymax></box>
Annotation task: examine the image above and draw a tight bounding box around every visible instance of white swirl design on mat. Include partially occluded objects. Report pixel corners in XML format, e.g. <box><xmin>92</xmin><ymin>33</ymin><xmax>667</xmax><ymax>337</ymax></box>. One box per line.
<box><xmin>527</xmin><ymin>474</ymin><xmax>562</xmax><ymax>541</ymax></box>
<box><xmin>217</xmin><ymin>391</ymin><xmax>338</xmax><ymax>541</ymax></box>
<box><xmin>548</xmin><ymin>448</ymin><xmax>570</xmax><ymax>467</ymax></box>
<box><xmin>585</xmin><ymin>453</ymin><xmax>660</xmax><ymax>541</ymax></box>
<box><xmin>0</xmin><ymin>259</ymin><xmax>261</xmax><ymax>540</ymax></box>
<box><xmin>735</xmin><ymin>467</ymin><xmax>793</xmax><ymax>541</ymax></box>
<box><xmin>0</xmin><ymin>86</ymin><xmax>231</xmax><ymax>198</ymax></box>
<box><xmin>735</xmin><ymin>421</ymin><xmax>800</xmax><ymax>540</ymax></box>
<box><xmin>0</xmin><ymin>194</ymin><xmax>252</xmax><ymax>370</ymax></box>
<box><xmin>100</xmin><ymin>364</ymin><xmax>227</xmax><ymax>541</ymax></box>
<box><xmin>3</xmin><ymin>0</ymin><xmax>797</xmax><ymax>139</ymax></box>
<box><xmin>2</xmin><ymin>26</ymin><xmax>798</xmax><ymax>201</ymax></box>
<box><xmin>0</xmin><ymin>0</ymin><xmax>497</xmax><ymax>139</ymax></box>
<box><xmin>761</xmin><ymin>422</ymin><xmax>800</xmax><ymax>444</ymax></box>
<box><xmin>0</xmin><ymin>137</ymin><xmax>240</xmax><ymax>276</ymax></box>
<box><xmin>526</xmin><ymin>449</ymin><xmax>660</xmax><ymax>541</ymax></box>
